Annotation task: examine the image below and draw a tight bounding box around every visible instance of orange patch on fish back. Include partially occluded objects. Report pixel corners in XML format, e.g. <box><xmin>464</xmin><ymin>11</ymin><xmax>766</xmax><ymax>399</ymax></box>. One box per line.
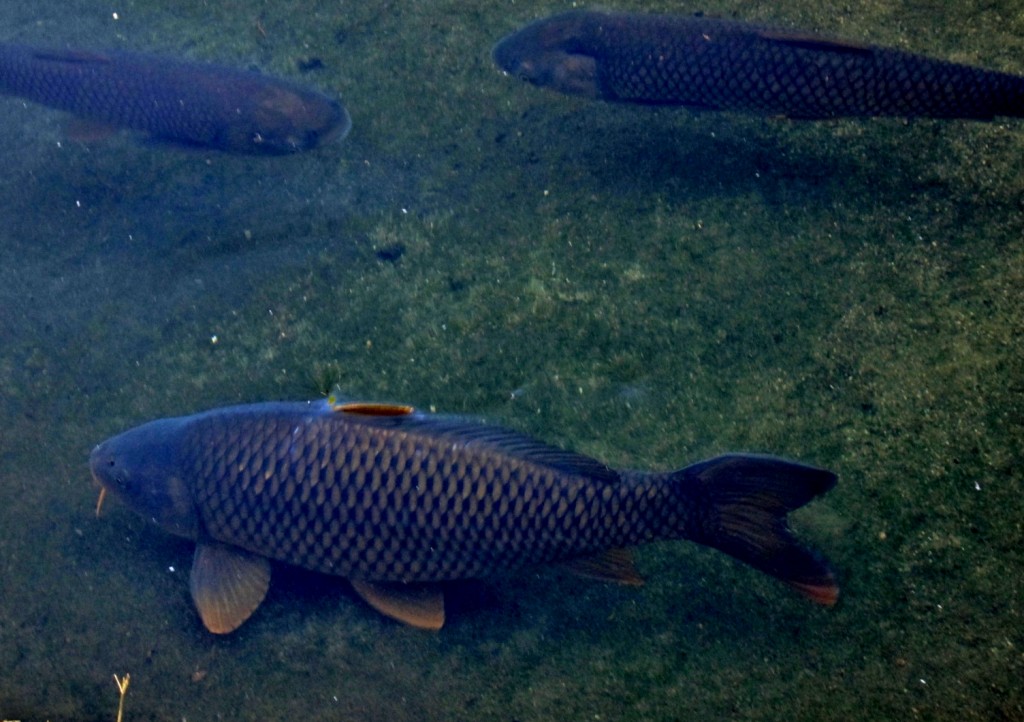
<box><xmin>334</xmin><ymin>402</ymin><xmax>415</xmax><ymax>417</ymax></box>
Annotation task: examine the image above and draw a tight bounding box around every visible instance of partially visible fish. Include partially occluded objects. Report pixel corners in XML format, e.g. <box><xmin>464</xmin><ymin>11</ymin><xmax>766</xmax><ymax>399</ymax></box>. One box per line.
<box><xmin>0</xmin><ymin>44</ymin><xmax>350</xmax><ymax>153</ymax></box>
<box><xmin>493</xmin><ymin>9</ymin><xmax>1024</xmax><ymax>120</ymax></box>
<box><xmin>90</xmin><ymin>396</ymin><xmax>838</xmax><ymax>633</ymax></box>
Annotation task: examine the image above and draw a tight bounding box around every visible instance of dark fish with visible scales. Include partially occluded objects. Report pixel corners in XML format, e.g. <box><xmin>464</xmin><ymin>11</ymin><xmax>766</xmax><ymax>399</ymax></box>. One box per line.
<box><xmin>493</xmin><ymin>9</ymin><xmax>1024</xmax><ymax>120</ymax></box>
<box><xmin>0</xmin><ymin>43</ymin><xmax>350</xmax><ymax>153</ymax></box>
<box><xmin>90</xmin><ymin>397</ymin><xmax>838</xmax><ymax>633</ymax></box>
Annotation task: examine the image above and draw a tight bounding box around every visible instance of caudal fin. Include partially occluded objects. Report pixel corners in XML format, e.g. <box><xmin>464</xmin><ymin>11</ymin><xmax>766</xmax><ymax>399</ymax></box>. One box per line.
<box><xmin>680</xmin><ymin>453</ymin><xmax>839</xmax><ymax>605</ymax></box>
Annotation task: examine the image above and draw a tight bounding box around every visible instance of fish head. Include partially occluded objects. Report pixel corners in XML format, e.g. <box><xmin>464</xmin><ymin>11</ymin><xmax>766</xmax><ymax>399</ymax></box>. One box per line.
<box><xmin>90</xmin><ymin>418</ymin><xmax>199</xmax><ymax>539</ymax></box>
<box><xmin>226</xmin><ymin>83</ymin><xmax>352</xmax><ymax>155</ymax></box>
<box><xmin>492</xmin><ymin>11</ymin><xmax>602</xmax><ymax>99</ymax></box>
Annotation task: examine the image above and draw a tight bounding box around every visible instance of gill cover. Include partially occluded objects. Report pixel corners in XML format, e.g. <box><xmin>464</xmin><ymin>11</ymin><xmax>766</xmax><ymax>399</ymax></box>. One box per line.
<box><xmin>492</xmin><ymin>11</ymin><xmax>602</xmax><ymax>98</ymax></box>
<box><xmin>89</xmin><ymin>416</ymin><xmax>199</xmax><ymax>539</ymax></box>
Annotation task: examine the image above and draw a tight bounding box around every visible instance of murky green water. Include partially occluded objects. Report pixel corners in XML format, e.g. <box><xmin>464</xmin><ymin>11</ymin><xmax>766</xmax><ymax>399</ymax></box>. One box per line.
<box><xmin>0</xmin><ymin>0</ymin><xmax>1021</xmax><ymax>719</ymax></box>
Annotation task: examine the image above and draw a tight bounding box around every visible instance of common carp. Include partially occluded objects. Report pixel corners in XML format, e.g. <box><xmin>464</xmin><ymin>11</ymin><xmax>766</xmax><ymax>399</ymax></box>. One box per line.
<box><xmin>493</xmin><ymin>9</ymin><xmax>1024</xmax><ymax>120</ymax></box>
<box><xmin>0</xmin><ymin>43</ymin><xmax>350</xmax><ymax>153</ymax></box>
<box><xmin>90</xmin><ymin>397</ymin><xmax>838</xmax><ymax>633</ymax></box>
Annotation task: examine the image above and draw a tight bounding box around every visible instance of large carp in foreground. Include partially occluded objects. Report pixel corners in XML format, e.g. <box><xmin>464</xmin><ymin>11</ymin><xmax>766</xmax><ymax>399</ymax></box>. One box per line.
<box><xmin>493</xmin><ymin>9</ymin><xmax>1024</xmax><ymax>120</ymax></box>
<box><xmin>90</xmin><ymin>397</ymin><xmax>838</xmax><ymax>633</ymax></box>
<box><xmin>0</xmin><ymin>43</ymin><xmax>350</xmax><ymax>153</ymax></box>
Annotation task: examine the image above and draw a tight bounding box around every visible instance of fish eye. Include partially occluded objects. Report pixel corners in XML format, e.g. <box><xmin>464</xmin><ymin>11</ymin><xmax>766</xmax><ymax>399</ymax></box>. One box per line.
<box><xmin>102</xmin><ymin>457</ymin><xmax>128</xmax><ymax>487</ymax></box>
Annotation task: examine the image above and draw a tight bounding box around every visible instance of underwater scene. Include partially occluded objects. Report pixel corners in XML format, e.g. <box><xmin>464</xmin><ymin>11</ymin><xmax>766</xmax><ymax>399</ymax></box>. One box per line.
<box><xmin>0</xmin><ymin>0</ymin><xmax>1021</xmax><ymax>719</ymax></box>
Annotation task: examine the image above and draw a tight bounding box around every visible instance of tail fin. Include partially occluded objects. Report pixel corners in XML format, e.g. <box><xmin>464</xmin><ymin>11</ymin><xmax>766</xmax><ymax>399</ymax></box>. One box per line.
<box><xmin>680</xmin><ymin>453</ymin><xmax>839</xmax><ymax>605</ymax></box>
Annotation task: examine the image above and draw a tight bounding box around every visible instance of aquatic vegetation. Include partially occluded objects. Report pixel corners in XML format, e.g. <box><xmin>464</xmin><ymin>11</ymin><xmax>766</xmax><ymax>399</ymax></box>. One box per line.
<box><xmin>113</xmin><ymin>674</ymin><xmax>129</xmax><ymax>722</ymax></box>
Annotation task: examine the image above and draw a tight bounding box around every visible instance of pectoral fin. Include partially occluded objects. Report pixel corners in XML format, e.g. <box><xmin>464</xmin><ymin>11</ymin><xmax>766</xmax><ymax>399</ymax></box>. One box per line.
<box><xmin>350</xmin><ymin>579</ymin><xmax>445</xmax><ymax>630</ymax></box>
<box><xmin>190</xmin><ymin>542</ymin><xmax>271</xmax><ymax>634</ymax></box>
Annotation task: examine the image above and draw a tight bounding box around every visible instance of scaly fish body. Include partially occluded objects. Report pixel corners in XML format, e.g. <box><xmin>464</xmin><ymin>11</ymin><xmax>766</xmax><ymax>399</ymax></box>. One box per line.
<box><xmin>91</xmin><ymin>398</ymin><xmax>838</xmax><ymax>632</ymax></box>
<box><xmin>493</xmin><ymin>10</ymin><xmax>1024</xmax><ymax>119</ymax></box>
<box><xmin>0</xmin><ymin>44</ymin><xmax>350</xmax><ymax>153</ymax></box>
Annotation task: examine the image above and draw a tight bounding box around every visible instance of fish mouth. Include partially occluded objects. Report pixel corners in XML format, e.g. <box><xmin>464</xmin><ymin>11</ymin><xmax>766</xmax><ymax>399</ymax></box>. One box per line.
<box><xmin>492</xmin><ymin>35</ymin><xmax>531</xmax><ymax>78</ymax></box>
<box><xmin>89</xmin><ymin>445</ymin><xmax>111</xmax><ymax>516</ymax></box>
<box><xmin>308</xmin><ymin>102</ymin><xmax>352</xmax><ymax>148</ymax></box>
<box><xmin>91</xmin><ymin>462</ymin><xmax>110</xmax><ymax>518</ymax></box>
<box><xmin>256</xmin><ymin>103</ymin><xmax>351</xmax><ymax>154</ymax></box>
<box><xmin>94</xmin><ymin>485</ymin><xmax>108</xmax><ymax>517</ymax></box>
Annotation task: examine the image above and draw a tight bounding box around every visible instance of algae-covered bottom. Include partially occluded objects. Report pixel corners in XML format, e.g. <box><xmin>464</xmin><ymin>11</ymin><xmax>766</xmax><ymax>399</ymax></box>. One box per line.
<box><xmin>0</xmin><ymin>0</ymin><xmax>1022</xmax><ymax>719</ymax></box>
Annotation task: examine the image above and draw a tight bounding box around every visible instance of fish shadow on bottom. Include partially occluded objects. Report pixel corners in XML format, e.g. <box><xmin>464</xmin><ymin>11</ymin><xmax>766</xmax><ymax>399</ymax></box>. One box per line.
<box><xmin>218</xmin><ymin>551</ymin><xmax>777</xmax><ymax>644</ymax></box>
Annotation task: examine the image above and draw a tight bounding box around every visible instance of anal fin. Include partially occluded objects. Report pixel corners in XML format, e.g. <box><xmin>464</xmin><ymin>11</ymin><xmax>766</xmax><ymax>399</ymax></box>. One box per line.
<box><xmin>190</xmin><ymin>542</ymin><xmax>271</xmax><ymax>634</ymax></box>
<box><xmin>350</xmin><ymin>579</ymin><xmax>445</xmax><ymax>630</ymax></box>
<box><xmin>559</xmin><ymin>548</ymin><xmax>644</xmax><ymax>586</ymax></box>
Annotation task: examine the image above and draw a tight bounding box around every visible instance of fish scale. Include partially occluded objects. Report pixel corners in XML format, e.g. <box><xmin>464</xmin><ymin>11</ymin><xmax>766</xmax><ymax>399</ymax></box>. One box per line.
<box><xmin>493</xmin><ymin>10</ymin><xmax>1024</xmax><ymax>119</ymax></box>
<box><xmin>183</xmin><ymin>407</ymin><xmax>653</xmax><ymax>581</ymax></box>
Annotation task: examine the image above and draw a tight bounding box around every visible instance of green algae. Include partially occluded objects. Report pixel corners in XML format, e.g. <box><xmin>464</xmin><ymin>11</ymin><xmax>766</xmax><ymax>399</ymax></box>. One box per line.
<box><xmin>0</xmin><ymin>0</ymin><xmax>1022</xmax><ymax>719</ymax></box>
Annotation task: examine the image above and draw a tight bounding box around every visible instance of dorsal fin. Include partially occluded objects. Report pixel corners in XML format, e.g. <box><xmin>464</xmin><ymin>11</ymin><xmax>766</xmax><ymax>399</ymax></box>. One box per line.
<box><xmin>333</xmin><ymin>401</ymin><xmax>415</xmax><ymax>417</ymax></box>
<box><xmin>756</xmin><ymin>30</ymin><xmax>874</xmax><ymax>56</ymax></box>
<box><xmin>326</xmin><ymin>401</ymin><xmax>622</xmax><ymax>484</ymax></box>
<box><xmin>31</xmin><ymin>48</ymin><xmax>114</xmax><ymax>65</ymax></box>
<box><xmin>65</xmin><ymin>116</ymin><xmax>118</xmax><ymax>142</ymax></box>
